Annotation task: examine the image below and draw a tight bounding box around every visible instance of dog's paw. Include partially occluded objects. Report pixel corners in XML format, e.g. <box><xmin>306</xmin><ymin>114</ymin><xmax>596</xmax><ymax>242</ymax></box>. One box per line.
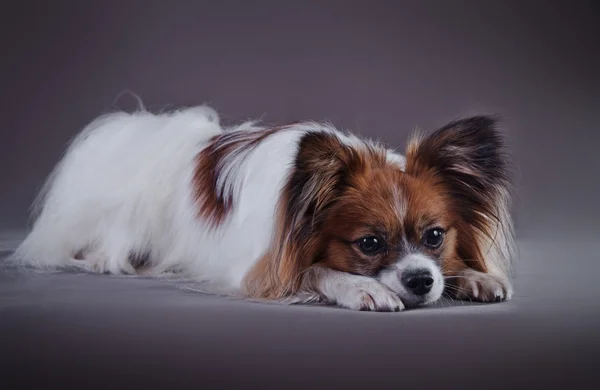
<box><xmin>453</xmin><ymin>269</ymin><xmax>512</xmax><ymax>302</ymax></box>
<box><xmin>335</xmin><ymin>279</ymin><xmax>405</xmax><ymax>312</ymax></box>
<box><xmin>69</xmin><ymin>250</ymin><xmax>136</xmax><ymax>275</ymax></box>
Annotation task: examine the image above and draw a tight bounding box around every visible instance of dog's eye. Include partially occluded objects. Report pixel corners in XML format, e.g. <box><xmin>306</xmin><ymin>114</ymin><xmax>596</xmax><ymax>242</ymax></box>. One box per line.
<box><xmin>423</xmin><ymin>228</ymin><xmax>445</xmax><ymax>249</ymax></box>
<box><xmin>356</xmin><ymin>236</ymin><xmax>385</xmax><ymax>255</ymax></box>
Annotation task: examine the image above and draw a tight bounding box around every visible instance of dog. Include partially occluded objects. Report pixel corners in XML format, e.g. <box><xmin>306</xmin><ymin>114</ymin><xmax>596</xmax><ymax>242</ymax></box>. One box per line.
<box><xmin>11</xmin><ymin>104</ymin><xmax>515</xmax><ymax>311</ymax></box>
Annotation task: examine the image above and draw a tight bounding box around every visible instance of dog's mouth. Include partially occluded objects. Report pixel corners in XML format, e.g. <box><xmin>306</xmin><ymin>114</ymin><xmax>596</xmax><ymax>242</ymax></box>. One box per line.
<box><xmin>399</xmin><ymin>293</ymin><xmax>434</xmax><ymax>308</ymax></box>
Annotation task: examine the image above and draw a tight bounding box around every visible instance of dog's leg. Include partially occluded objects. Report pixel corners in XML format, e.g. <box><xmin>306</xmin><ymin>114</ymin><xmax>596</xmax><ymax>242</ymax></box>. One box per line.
<box><xmin>447</xmin><ymin>268</ymin><xmax>512</xmax><ymax>302</ymax></box>
<box><xmin>296</xmin><ymin>266</ymin><xmax>405</xmax><ymax>311</ymax></box>
<box><xmin>68</xmin><ymin>227</ymin><xmax>137</xmax><ymax>275</ymax></box>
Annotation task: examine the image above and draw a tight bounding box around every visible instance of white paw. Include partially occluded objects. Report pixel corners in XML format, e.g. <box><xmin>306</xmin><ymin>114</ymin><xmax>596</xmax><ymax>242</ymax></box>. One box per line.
<box><xmin>69</xmin><ymin>251</ymin><xmax>136</xmax><ymax>275</ymax></box>
<box><xmin>454</xmin><ymin>269</ymin><xmax>512</xmax><ymax>302</ymax></box>
<box><xmin>335</xmin><ymin>279</ymin><xmax>405</xmax><ymax>312</ymax></box>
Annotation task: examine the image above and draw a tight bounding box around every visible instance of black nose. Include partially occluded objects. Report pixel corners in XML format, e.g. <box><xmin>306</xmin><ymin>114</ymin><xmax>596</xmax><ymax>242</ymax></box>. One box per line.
<box><xmin>402</xmin><ymin>269</ymin><xmax>434</xmax><ymax>296</ymax></box>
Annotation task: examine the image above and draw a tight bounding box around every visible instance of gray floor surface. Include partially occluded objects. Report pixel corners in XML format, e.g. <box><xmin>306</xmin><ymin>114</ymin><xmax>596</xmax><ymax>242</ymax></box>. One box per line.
<box><xmin>1</xmin><ymin>232</ymin><xmax>599</xmax><ymax>389</ymax></box>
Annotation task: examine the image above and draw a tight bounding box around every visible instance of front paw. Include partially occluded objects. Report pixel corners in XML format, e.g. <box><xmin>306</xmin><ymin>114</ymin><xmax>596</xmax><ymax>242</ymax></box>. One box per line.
<box><xmin>452</xmin><ymin>269</ymin><xmax>512</xmax><ymax>303</ymax></box>
<box><xmin>336</xmin><ymin>279</ymin><xmax>405</xmax><ymax>312</ymax></box>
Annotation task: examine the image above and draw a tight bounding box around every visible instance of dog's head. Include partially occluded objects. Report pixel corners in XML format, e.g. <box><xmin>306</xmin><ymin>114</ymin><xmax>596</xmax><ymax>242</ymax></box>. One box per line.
<box><xmin>246</xmin><ymin>117</ymin><xmax>514</xmax><ymax>307</ymax></box>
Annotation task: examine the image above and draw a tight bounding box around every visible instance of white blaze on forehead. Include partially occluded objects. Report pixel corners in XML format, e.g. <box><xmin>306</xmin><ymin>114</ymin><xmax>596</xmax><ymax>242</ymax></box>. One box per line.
<box><xmin>387</xmin><ymin>150</ymin><xmax>408</xmax><ymax>229</ymax></box>
<box><xmin>391</xmin><ymin>185</ymin><xmax>408</xmax><ymax>225</ymax></box>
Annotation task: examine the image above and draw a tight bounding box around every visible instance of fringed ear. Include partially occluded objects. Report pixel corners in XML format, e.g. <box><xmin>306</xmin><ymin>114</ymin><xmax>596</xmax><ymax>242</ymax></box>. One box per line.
<box><xmin>405</xmin><ymin>116</ymin><xmax>516</xmax><ymax>281</ymax></box>
<box><xmin>243</xmin><ymin>131</ymin><xmax>358</xmax><ymax>300</ymax></box>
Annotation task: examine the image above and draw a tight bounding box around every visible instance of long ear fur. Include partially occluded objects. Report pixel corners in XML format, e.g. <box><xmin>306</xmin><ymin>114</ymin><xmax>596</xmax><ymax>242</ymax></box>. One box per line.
<box><xmin>243</xmin><ymin>131</ymin><xmax>358</xmax><ymax>299</ymax></box>
<box><xmin>405</xmin><ymin>116</ymin><xmax>516</xmax><ymax>282</ymax></box>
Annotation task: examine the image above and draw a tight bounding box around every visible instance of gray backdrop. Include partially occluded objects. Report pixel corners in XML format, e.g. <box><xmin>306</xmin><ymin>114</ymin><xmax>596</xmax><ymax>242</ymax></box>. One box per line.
<box><xmin>1</xmin><ymin>2</ymin><xmax>599</xmax><ymax>389</ymax></box>
<box><xmin>2</xmin><ymin>0</ymin><xmax>598</xmax><ymax>240</ymax></box>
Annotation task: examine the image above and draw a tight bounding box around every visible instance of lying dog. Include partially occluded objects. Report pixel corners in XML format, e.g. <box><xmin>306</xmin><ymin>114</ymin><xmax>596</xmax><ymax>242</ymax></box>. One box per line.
<box><xmin>12</xmin><ymin>105</ymin><xmax>515</xmax><ymax>311</ymax></box>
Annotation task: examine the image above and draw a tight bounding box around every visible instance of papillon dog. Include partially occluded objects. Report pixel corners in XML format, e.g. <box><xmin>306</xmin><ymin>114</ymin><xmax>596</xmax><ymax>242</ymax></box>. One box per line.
<box><xmin>12</xmin><ymin>105</ymin><xmax>515</xmax><ymax>311</ymax></box>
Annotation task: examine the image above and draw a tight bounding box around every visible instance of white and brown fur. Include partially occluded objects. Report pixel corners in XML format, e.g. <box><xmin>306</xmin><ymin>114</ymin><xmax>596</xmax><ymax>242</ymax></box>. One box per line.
<box><xmin>11</xmin><ymin>105</ymin><xmax>515</xmax><ymax>311</ymax></box>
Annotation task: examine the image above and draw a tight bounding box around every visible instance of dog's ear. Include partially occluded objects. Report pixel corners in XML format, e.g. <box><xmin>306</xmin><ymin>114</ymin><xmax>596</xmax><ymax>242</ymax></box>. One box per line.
<box><xmin>405</xmin><ymin>116</ymin><xmax>510</xmax><ymax>206</ymax></box>
<box><xmin>244</xmin><ymin>131</ymin><xmax>359</xmax><ymax>299</ymax></box>
<box><xmin>285</xmin><ymin>131</ymin><xmax>359</xmax><ymax>222</ymax></box>
<box><xmin>405</xmin><ymin>116</ymin><xmax>515</xmax><ymax>277</ymax></box>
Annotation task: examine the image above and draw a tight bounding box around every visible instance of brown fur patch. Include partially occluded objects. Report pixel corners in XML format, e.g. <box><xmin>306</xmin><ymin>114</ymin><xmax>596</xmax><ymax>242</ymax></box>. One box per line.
<box><xmin>192</xmin><ymin>124</ymin><xmax>292</xmax><ymax>228</ymax></box>
<box><xmin>318</xmin><ymin>169</ymin><xmax>462</xmax><ymax>278</ymax></box>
